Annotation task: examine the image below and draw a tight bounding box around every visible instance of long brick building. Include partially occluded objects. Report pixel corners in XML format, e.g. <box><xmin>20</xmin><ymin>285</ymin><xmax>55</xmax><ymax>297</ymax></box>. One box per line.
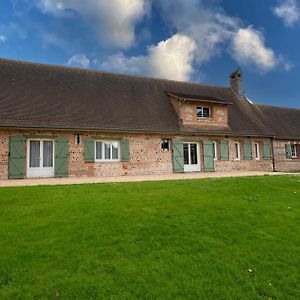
<box><xmin>0</xmin><ymin>58</ymin><xmax>299</xmax><ymax>179</ymax></box>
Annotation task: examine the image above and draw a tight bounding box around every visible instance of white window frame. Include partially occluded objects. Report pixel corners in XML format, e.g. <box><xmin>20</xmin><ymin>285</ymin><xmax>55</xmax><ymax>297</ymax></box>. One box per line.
<box><xmin>291</xmin><ymin>144</ymin><xmax>297</xmax><ymax>158</ymax></box>
<box><xmin>161</xmin><ymin>139</ymin><xmax>171</xmax><ymax>151</ymax></box>
<box><xmin>197</xmin><ymin>106</ymin><xmax>211</xmax><ymax>118</ymax></box>
<box><xmin>95</xmin><ymin>140</ymin><xmax>120</xmax><ymax>162</ymax></box>
<box><xmin>234</xmin><ymin>142</ymin><xmax>240</xmax><ymax>160</ymax></box>
<box><xmin>213</xmin><ymin>141</ymin><xmax>218</xmax><ymax>161</ymax></box>
<box><xmin>255</xmin><ymin>143</ymin><xmax>260</xmax><ymax>160</ymax></box>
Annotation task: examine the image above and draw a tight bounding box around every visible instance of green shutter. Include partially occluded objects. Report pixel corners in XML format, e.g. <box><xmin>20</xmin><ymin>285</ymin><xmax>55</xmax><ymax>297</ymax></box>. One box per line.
<box><xmin>8</xmin><ymin>136</ymin><xmax>25</xmax><ymax>179</ymax></box>
<box><xmin>120</xmin><ymin>139</ymin><xmax>130</xmax><ymax>162</ymax></box>
<box><xmin>172</xmin><ymin>139</ymin><xmax>184</xmax><ymax>173</ymax></box>
<box><xmin>203</xmin><ymin>140</ymin><xmax>214</xmax><ymax>172</ymax></box>
<box><xmin>263</xmin><ymin>142</ymin><xmax>271</xmax><ymax>160</ymax></box>
<box><xmin>243</xmin><ymin>140</ymin><xmax>252</xmax><ymax>160</ymax></box>
<box><xmin>219</xmin><ymin>140</ymin><xmax>229</xmax><ymax>160</ymax></box>
<box><xmin>55</xmin><ymin>138</ymin><xmax>69</xmax><ymax>177</ymax></box>
<box><xmin>84</xmin><ymin>139</ymin><xmax>95</xmax><ymax>162</ymax></box>
<box><xmin>285</xmin><ymin>144</ymin><xmax>292</xmax><ymax>159</ymax></box>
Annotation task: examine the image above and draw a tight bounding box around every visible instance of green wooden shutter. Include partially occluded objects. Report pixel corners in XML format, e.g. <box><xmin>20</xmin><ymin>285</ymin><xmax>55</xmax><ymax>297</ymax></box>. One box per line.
<box><xmin>8</xmin><ymin>136</ymin><xmax>25</xmax><ymax>179</ymax></box>
<box><xmin>243</xmin><ymin>140</ymin><xmax>252</xmax><ymax>160</ymax></box>
<box><xmin>84</xmin><ymin>139</ymin><xmax>95</xmax><ymax>162</ymax></box>
<box><xmin>285</xmin><ymin>144</ymin><xmax>292</xmax><ymax>159</ymax></box>
<box><xmin>54</xmin><ymin>138</ymin><xmax>69</xmax><ymax>177</ymax></box>
<box><xmin>263</xmin><ymin>142</ymin><xmax>271</xmax><ymax>160</ymax></box>
<box><xmin>203</xmin><ymin>140</ymin><xmax>214</xmax><ymax>172</ymax></box>
<box><xmin>219</xmin><ymin>140</ymin><xmax>229</xmax><ymax>160</ymax></box>
<box><xmin>172</xmin><ymin>139</ymin><xmax>184</xmax><ymax>173</ymax></box>
<box><xmin>120</xmin><ymin>139</ymin><xmax>130</xmax><ymax>162</ymax></box>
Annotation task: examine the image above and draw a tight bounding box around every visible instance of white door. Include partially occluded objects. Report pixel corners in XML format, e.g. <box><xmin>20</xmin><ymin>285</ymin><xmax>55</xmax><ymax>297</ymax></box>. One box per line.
<box><xmin>183</xmin><ymin>143</ymin><xmax>201</xmax><ymax>172</ymax></box>
<box><xmin>27</xmin><ymin>139</ymin><xmax>54</xmax><ymax>178</ymax></box>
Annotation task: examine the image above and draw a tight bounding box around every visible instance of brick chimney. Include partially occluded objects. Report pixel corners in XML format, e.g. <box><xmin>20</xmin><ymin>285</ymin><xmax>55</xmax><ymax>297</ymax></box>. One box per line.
<box><xmin>229</xmin><ymin>68</ymin><xmax>244</xmax><ymax>99</ymax></box>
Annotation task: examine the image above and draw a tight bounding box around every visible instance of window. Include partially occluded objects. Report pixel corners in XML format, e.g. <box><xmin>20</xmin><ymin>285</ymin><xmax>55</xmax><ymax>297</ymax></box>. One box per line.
<box><xmin>161</xmin><ymin>139</ymin><xmax>171</xmax><ymax>151</ymax></box>
<box><xmin>197</xmin><ymin>107</ymin><xmax>211</xmax><ymax>118</ymax></box>
<box><xmin>213</xmin><ymin>141</ymin><xmax>218</xmax><ymax>160</ymax></box>
<box><xmin>291</xmin><ymin>144</ymin><xmax>297</xmax><ymax>158</ymax></box>
<box><xmin>95</xmin><ymin>141</ymin><xmax>120</xmax><ymax>161</ymax></box>
<box><xmin>255</xmin><ymin>143</ymin><xmax>260</xmax><ymax>160</ymax></box>
<box><xmin>234</xmin><ymin>142</ymin><xmax>240</xmax><ymax>160</ymax></box>
<box><xmin>75</xmin><ymin>134</ymin><xmax>81</xmax><ymax>145</ymax></box>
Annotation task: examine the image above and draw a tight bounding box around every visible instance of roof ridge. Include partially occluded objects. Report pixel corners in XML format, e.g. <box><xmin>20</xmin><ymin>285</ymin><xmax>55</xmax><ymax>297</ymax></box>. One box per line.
<box><xmin>254</xmin><ymin>102</ymin><xmax>300</xmax><ymax>111</ymax></box>
<box><xmin>0</xmin><ymin>57</ymin><xmax>231</xmax><ymax>90</ymax></box>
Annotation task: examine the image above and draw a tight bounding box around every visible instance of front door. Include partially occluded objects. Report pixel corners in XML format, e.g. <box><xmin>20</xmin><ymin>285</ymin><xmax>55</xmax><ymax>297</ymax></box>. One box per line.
<box><xmin>27</xmin><ymin>139</ymin><xmax>54</xmax><ymax>178</ymax></box>
<box><xmin>183</xmin><ymin>142</ymin><xmax>200</xmax><ymax>172</ymax></box>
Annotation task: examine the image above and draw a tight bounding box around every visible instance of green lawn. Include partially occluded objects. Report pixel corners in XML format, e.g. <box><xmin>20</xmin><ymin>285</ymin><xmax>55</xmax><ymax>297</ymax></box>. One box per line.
<box><xmin>0</xmin><ymin>176</ymin><xmax>299</xmax><ymax>299</ymax></box>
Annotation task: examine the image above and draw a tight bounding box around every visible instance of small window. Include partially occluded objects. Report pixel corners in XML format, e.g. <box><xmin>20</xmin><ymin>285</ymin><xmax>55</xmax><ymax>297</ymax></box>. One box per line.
<box><xmin>255</xmin><ymin>143</ymin><xmax>260</xmax><ymax>160</ymax></box>
<box><xmin>291</xmin><ymin>144</ymin><xmax>297</xmax><ymax>158</ymax></box>
<box><xmin>75</xmin><ymin>134</ymin><xmax>81</xmax><ymax>145</ymax></box>
<box><xmin>197</xmin><ymin>107</ymin><xmax>211</xmax><ymax>118</ymax></box>
<box><xmin>213</xmin><ymin>141</ymin><xmax>218</xmax><ymax>160</ymax></box>
<box><xmin>161</xmin><ymin>139</ymin><xmax>171</xmax><ymax>151</ymax></box>
<box><xmin>95</xmin><ymin>141</ymin><xmax>120</xmax><ymax>161</ymax></box>
<box><xmin>234</xmin><ymin>142</ymin><xmax>240</xmax><ymax>160</ymax></box>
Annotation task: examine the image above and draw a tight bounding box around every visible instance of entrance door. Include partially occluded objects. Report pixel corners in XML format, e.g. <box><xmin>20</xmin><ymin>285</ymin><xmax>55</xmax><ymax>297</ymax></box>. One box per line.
<box><xmin>183</xmin><ymin>143</ymin><xmax>200</xmax><ymax>172</ymax></box>
<box><xmin>27</xmin><ymin>139</ymin><xmax>54</xmax><ymax>178</ymax></box>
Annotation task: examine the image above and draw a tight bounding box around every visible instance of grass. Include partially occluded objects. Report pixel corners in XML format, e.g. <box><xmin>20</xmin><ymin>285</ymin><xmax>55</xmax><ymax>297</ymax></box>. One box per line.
<box><xmin>0</xmin><ymin>175</ymin><xmax>300</xmax><ymax>299</ymax></box>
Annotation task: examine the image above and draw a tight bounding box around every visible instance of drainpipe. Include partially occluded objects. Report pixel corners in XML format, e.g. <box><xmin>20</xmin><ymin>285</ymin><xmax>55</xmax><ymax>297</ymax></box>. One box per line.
<box><xmin>271</xmin><ymin>137</ymin><xmax>276</xmax><ymax>172</ymax></box>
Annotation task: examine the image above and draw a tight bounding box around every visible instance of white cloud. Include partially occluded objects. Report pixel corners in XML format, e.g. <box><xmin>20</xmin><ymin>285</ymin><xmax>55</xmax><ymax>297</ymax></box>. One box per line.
<box><xmin>231</xmin><ymin>27</ymin><xmax>277</xmax><ymax>71</ymax></box>
<box><xmin>273</xmin><ymin>0</ymin><xmax>300</xmax><ymax>27</ymax></box>
<box><xmin>101</xmin><ymin>34</ymin><xmax>197</xmax><ymax>81</ymax></box>
<box><xmin>36</xmin><ymin>0</ymin><xmax>149</xmax><ymax>48</ymax></box>
<box><xmin>67</xmin><ymin>54</ymin><xmax>90</xmax><ymax>68</ymax></box>
<box><xmin>155</xmin><ymin>0</ymin><xmax>239</xmax><ymax>65</ymax></box>
<box><xmin>0</xmin><ymin>35</ymin><xmax>6</xmax><ymax>43</ymax></box>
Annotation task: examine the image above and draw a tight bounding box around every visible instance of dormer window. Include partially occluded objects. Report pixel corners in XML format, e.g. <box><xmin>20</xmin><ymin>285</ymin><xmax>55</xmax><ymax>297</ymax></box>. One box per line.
<box><xmin>197</xmin><ymin>107</ymin><xmax>211</xmax><ymax>118</ymax></box>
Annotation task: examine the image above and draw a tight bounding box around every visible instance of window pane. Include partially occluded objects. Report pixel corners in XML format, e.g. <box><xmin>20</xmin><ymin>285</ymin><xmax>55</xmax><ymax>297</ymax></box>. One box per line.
<box><xmin>104</xmin><ymin>143</ymin><xmax>111</xmax><ymax>159</ymax></box>
<box><xmin>43</xmin><ymin>141</ymin><xmax>53</xmax><ymax>167</ymax></box>
<box><xmin>161</xmin><ymin>139</ymin><xmax>169</xmax><ymax>151</ymax></box>
<box><xmin>291</xmin><ymin>145</ymin><xmax>296</xmax><ymax>157</ymax></box>
<box><xmin>30</xmin><ymin>141</ymin><xmax>40</xmax><ymax>168</ymax></box>
<box><xmin>96</xmin><ymin>142</ymin><xmax>102</xmax><ymax>160</ymax></box>
<box><xmin>235</xmin><ymin>143</ymin><xmax>239</xmax><ymax>159</ymax></box>
<box><xmin>190</xmin><ymin>144</ymin><xmax>198</xmax><ymax>164</ymax></box>
<box><xmin>112</xmin><ymin>142</ymin><xmax>119</xmax><ymax>159</ymax></box>
<box><xmin>213</xmin><ymin>142</ymin><xmax>216</xmax><ymax>159</ymax></box>
<box><xmin>197</xmin><ymin>108</ymin><xmax>203</xmax><ymax>117</ymax></box>
<box><xmin>184</xmin><ymin>144</ymin><xmax>189</xmax><ymax>164</ymax></box>
<box><xmin>255</xmin><ymin>143</ymin><xmax>259</xmax><ymax>159</ymax></box>
<box><xmin>203</xmin><ymin>107</ymin><xmax>210</xmax><ymax>117</ymax></box>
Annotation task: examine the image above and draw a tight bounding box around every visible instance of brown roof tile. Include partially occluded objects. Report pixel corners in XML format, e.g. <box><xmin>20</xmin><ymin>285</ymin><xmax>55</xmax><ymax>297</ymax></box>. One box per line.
<box><xmin>0</xmin><ymin>58</ymin><xmax>299</xmax><ymax>139</ymax></box>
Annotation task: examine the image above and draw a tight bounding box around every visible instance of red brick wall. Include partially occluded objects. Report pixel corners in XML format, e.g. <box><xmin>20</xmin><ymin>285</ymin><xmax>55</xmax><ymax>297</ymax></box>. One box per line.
<box><xmin>1</xmin><ymin>129</ymin><xmax>298</xmax><ymax>179</ymax></box>
<box><xmin>273</xmin><ymin>140</ymin><xmax>300</xmax><ymax>172</ymax></box>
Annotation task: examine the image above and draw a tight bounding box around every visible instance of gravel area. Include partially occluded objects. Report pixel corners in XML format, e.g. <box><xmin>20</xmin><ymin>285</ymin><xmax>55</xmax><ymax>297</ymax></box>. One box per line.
<box><xmin>0</xmin><ymin>171</ymin><xmax>296</xmax><ymax>187</ymax></box>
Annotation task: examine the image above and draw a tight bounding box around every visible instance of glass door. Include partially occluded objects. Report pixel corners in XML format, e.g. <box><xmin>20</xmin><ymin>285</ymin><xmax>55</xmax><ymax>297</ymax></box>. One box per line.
<box><xmin>183</xmin><ymin>142</ymin><xmax>201</xmax><ymax>172</ymax></box>
<box><xmin>27</xmin><ymin>139</ymin><xmax>54</xmax><ymax>178</ymax></box>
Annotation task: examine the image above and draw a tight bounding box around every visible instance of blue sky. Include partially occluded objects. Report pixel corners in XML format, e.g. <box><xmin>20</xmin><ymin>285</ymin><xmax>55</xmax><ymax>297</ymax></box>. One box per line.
<box><xmin>0</xmin><ymin>0</ymin><xmax>299</xmax><ymax>108</ymax></box>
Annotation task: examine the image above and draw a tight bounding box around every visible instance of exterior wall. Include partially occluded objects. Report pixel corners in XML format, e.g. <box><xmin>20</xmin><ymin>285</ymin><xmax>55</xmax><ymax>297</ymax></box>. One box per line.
<box><xmin>0</xmin><ymin>129</ymin><xmax>173</xmax><ymax>179</ymax></box>
<box><xmin>170</xmin><ymin>96</ymin><xmax>229</xmax><ymax>130</ymax></box>
<box><xmin>214</xmin><ymin>138</ymin><xmax>273</xmax><ymax>172</ymax></box>
<box><xmin>0</xmin><ymin>129</ymin><xmax>284</xmax><ymax>180</ymax></box>
<box><xmin>273</xmin><ymin>140</ymin><xmax>300</xmax><ymax>172</ymax></box>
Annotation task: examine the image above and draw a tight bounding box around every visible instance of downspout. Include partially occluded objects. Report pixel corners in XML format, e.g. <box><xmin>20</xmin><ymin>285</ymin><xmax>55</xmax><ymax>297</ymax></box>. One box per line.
<box><xmin>271</xmin><ymin>137</ymin><xmax>276</xmax><ymax>172</ymax></box>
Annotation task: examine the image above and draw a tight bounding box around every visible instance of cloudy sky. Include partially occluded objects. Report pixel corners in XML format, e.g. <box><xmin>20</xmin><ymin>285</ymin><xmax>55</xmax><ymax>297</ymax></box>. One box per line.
<box><xmin>0</xmin><ymin>0</ymin><xmax>300</xmax><ymax>107</ymax></box>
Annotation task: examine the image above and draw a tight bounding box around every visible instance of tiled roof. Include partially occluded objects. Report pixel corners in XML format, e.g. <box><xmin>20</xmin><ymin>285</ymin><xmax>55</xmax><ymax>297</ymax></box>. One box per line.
<box><xmin>0</xmin><ymin>58</ymin><xmax>299</xmax><ymax>139</ymax></box>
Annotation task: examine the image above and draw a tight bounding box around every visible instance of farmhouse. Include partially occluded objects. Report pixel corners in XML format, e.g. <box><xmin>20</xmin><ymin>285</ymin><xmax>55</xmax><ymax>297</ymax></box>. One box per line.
<box><xmin>0</xmin><ymin>58</ymin><xmax>299</xmax><ymax>179</ymax></box>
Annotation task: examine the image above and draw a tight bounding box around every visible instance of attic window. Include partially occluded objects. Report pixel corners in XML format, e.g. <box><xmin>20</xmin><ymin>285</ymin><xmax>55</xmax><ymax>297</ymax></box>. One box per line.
<box><xmin>197</xmin><ymin>107</ymin><xmax>211</xmax><ymax>118</ymax></box>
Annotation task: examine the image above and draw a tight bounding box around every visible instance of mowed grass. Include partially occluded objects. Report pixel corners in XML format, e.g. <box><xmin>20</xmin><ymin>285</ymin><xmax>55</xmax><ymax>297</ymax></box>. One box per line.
<box><xmin>0</xmin><ymin>176</ymin><xmax>300</xmax><ymax>299</ymax></box>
